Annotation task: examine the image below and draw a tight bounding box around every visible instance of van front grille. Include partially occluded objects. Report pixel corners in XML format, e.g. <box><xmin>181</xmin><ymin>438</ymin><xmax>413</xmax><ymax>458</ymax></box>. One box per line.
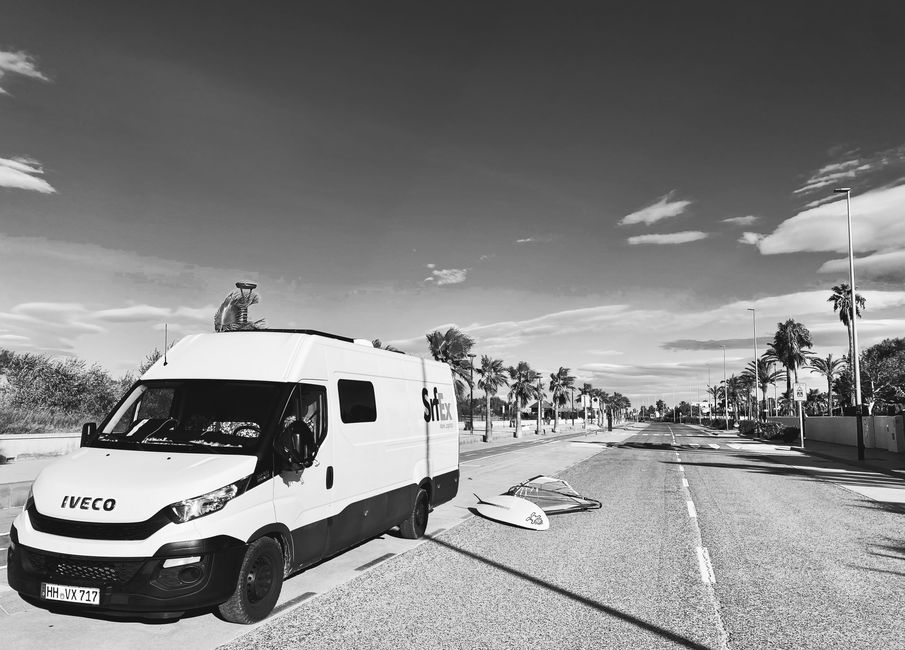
<box><xmin>25</xmin><ymin>549</ymin><xmax>144</xmax><ymax>585</ymax></box>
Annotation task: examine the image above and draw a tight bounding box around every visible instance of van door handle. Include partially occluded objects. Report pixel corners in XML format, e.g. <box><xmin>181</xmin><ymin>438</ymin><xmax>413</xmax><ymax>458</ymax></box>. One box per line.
<box><xmin>326</xmin><ymin>466</ymin><xmax>334</xmax><ymax>490</ymax></box>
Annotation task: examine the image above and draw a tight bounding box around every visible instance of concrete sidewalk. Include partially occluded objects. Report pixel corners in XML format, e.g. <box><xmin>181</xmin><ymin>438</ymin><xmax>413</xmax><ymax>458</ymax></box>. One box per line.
<box><xmin>686</xmin><ymin>422</ymin><xmax>905</xmax><ymax>476</ymax></box>
<box><xmin>791</xmin><ymin>438</ymin><xmax>905</xmax><ymax>476</ymax></box>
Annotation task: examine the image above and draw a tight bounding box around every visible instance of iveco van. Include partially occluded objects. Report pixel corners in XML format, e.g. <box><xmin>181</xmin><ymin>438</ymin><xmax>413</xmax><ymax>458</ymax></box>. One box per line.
<box><xmin>7</xmin><ymin>330</ymin><xmax>460</xmax><ymax>623</ymax></box>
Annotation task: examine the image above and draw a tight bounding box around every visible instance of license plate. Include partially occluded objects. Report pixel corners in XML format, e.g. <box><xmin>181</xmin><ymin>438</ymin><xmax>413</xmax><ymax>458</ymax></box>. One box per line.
<box><xmin>41</xmin><ymin>582</ymin><xmax>100</xmax><ymax>606</ymax></box>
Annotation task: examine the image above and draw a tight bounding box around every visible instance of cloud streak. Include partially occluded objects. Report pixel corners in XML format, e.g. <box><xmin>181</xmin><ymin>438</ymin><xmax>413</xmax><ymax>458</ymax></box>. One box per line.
<box><xmin>0</xmin><ymin>157</ymin><xmax>56</xmax><ymax>193</ymax></box>
<box><xmin>0</xmin><ymin>49</ymin><xmax>49</xmax><ymax>94</ymax></box>
<box><xmin>627</xmin><ymin>231</ymin><xmax>708</xmax><ymax>245</ymax></box>
<box><xmin>424</xmin><ymin>264</ymin><xmax>468</xmax><ymax>285</ymax></box>
<box><xmin>619</xmin><ymin>191</ymin><xmax>692</xmax><ymax>226</ymax></box>
<box><xmin>722</xmin><ymin>215</ymin><xmax>759</xmax><ymax>226</ymax></box>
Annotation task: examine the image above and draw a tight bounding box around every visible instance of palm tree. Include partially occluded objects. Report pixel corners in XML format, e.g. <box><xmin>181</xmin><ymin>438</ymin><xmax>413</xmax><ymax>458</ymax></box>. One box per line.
<box><xmin>808</xmin><ymin>354</ymin><xmax>846</xmax><ymax>416</ymax></box>
<box><xmin>371</xmin><ymin>339</ymin><xmax>404</xmax><ymax>353</ymax></box>
<box><xmin>767</xmin><ymin>319</ymin><xmax>814</xmax><ymax>415</ymax></box>
<box><xmin>741</xmin><ymin>356</ymin><xmax>783</xmax><ymax>420</ymax></box>
<box><xmin>426</xmin><ymin>328</ymin><xmax>475</xmax><ymax>399</ymax></box>
<box><xmin>828</xmin><ymin>283</ymin><xmax>866</xmax><ymax>404</ymax></box>
<box><xmin>706</xmin><ymin>384</ymin><xmax>721</xmax><ymax>420</ymax></box>
<box><xmin>476</xmin><ymin>355</ymin><xmax>509</xmax><ymax>442</ymax></box>
<box><xmin>548</xmin><ymin>367</ymin><xmax>575</xmax><ymax>432</ymax></box>
<box><xmin>507</xmin><ymin>361</ymin><xmax>540</xmax><ymax>438</ymax></box>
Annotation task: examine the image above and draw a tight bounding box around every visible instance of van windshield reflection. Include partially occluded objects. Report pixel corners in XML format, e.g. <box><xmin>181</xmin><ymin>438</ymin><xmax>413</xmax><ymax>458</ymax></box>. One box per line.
<box><xmin>95</xmin><ymin>380</ymin><xmax>283</xmax><ymax>454</ymax></box>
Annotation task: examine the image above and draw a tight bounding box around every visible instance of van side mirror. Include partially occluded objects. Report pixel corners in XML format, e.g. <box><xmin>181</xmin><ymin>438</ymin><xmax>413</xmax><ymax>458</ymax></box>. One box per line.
<box><xmin>276</xmin><ymin>420</ymin><xmax>317</xmax><ymax>470</ymax></box>
<box><xmin>81</xmin><ymin>422</ymin><xmax>97</xmax><ymax>447</ymax></box>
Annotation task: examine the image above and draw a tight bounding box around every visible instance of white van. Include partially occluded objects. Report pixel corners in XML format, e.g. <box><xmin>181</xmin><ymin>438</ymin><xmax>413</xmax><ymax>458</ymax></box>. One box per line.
<box><xmin>7</xmin><ymin>330</ymin><xmax>460</xmax><ymax>623</ymax></box>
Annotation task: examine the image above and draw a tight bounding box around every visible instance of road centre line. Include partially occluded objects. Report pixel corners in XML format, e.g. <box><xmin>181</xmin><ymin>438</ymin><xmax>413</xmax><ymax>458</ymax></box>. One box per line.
<box><xmin>687</xmin><ymin>500</ymin><xmax>697</xmax><ymax>518</ymax></box>
<box><xmin>696</xmin><ymin>547</ymin><xmax>716</xmax><ymax>584</ymax></box>
<box><xmin>682</xmin><ymin>478</ymin><xmax>689</xmax><ymax>488</ymax></box>
<box><xmin>678</xmin><ymin>465</ymin><xmax>684</xmax><ymax>472</ymax></box>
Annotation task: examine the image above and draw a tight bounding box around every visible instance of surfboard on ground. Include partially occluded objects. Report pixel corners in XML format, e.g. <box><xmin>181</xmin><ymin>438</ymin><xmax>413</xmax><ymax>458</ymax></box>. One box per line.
<box><xmin>474</xmin><ymin>493</ymin><xmax>550</xmax><ymax>530</ymax></box>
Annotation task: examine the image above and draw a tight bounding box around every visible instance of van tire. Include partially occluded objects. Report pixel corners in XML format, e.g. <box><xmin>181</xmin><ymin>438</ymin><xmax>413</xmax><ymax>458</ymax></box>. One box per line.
<box><xmin>399</xmin><ymin>488</ymin><xmax>429</xmax><ymax>539</ymax></box>
<box><xmin>218</xmin><ymin>537</ymin><xmax>284</xmax><ymax>624</ymax></box>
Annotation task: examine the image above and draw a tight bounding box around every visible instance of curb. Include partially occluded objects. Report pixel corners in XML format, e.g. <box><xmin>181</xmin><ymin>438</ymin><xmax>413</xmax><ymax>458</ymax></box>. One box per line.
<box><xmin>0</xmin><ymin>481</ymin><xmax>31</xmax><ymax>510</ymax></box>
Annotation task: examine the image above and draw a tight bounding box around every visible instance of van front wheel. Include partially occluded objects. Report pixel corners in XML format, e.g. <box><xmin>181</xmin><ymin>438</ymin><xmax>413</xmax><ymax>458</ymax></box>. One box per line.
<box><xmin>399</xmin><ymin>488</ymin><xmax>429</xmax><ymax>539</ymax></box>
<box><xmin>219</xmin><ymin>537</ymin><xmax>284</xmax><ymax>624</ymax></box>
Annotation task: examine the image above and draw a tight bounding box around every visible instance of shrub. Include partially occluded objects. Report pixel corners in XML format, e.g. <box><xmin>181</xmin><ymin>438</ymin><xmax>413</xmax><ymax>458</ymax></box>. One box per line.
<box><xmin>780</xmin><ymin>426</ymin><xmax>801</xmax><ymax>444</ymax></box>
<box><xmin>756</xmin><ymin>422</ymin><xmax>785</xmax><ymax>440</ymax></box>
<box><xmin>1</xmin><ymin>351</ymin><xmax>126</xmax><ymax>433</ymax></box>
<box><xmin>738</xmin><ymin>420</ymin><xmax>756</xmax><ymax>437</ymax></box>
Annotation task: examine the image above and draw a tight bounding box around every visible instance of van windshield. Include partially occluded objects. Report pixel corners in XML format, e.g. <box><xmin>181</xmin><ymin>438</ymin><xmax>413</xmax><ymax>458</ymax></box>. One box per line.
<box><xmin>94</xmin><ymin>380</ymin><xmax>285</xmax><ymax>455</ymax></box>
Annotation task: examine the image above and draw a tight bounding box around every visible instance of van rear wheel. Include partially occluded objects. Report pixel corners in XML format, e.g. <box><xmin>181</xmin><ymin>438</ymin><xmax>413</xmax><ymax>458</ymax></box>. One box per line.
<box><xmin>399</xmin><ymin>488</ymin><xmax>429</xmax><ymax>539</ymax></box>
<box><xmin>219</xmin><ymin>537</ymin><xmax>284</xmax><ymax>624</ymax></box>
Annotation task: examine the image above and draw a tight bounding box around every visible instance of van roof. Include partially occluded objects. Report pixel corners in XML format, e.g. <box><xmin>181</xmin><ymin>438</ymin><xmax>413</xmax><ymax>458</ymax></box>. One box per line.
<box><xmin>141</xmin><ymin>330</ymin><xmax>437</xmax><ymax>383</ymax></box>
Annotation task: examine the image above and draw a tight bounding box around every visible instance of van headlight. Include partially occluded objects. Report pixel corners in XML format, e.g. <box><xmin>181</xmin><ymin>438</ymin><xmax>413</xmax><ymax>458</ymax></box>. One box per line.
<box><xmin>168</xmin><ymin>483</ymin><xmax>240</xmax><ymax>523</ymax></box>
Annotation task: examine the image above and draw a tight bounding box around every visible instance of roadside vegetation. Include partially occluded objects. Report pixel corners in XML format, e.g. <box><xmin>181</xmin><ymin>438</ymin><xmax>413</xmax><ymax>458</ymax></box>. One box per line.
<box><xmin>649</xmin><ymin>284</ymin><xmax>905</xmax><ymax>425</ymax></box>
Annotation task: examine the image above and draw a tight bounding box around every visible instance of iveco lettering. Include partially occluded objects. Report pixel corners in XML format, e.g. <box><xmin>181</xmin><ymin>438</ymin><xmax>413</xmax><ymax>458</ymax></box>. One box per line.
<box><xmin>6</xmin><ymin>329</ymin><xmax>460</xmax><ymax>623</ymax></box>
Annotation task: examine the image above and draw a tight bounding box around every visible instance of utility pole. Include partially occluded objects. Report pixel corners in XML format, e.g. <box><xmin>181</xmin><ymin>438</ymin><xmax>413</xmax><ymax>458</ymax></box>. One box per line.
<box><xmin>467</xmin><ymin>354</ymin><xmax>476</xmax><ymax>432</ymax></box>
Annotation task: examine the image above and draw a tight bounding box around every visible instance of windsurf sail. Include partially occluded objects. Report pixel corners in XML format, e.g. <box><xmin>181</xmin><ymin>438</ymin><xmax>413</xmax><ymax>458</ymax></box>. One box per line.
<box><xmin>506</xmin><ymin>475</ymin><xmax>601</xmax><ymax>514</ymax></box>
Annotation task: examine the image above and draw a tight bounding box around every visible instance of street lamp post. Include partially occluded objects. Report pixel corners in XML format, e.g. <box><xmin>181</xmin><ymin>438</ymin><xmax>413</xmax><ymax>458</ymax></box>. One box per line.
<box><xmin>748</xmin><ymin>307</ymin><xmax>758</xmax><ymax>422</ymax></box>
<box><xmin>834</xmin><ymin>187</ymin><xmax>864</xmax><ymax>460</ymax></box>
<box><xmin>570</xmin><ymin>386</ymin><xmax>575</xmax><ymax>428</ymax></box>
<box><xmin>467</xmin><ymin>354</ymin><xmax>476</xmax><ymax>433</ymax></box>
<box><xmin>721</xmin><ymin>345</ymin><xmax>728</xmax><ymax>431</ymax></box>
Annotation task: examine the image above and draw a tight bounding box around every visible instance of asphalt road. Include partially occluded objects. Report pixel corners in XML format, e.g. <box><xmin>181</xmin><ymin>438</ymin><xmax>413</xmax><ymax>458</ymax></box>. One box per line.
<box><xmin>5</xmin><ymin>423</ymin><xmax>903</xmax><ymax>648</ymax></box>
<box><xmin>221</xmin><ymin>422</ymin><xmax>905</xmax><ymax>650</ymax></box>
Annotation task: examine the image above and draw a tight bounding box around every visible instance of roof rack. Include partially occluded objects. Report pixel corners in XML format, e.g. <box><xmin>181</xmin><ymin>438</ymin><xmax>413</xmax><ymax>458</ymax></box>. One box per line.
<box><xmin>230</xmin><ymin>328</ymin><xmax>356</xmax><ymax>343</ymax></box>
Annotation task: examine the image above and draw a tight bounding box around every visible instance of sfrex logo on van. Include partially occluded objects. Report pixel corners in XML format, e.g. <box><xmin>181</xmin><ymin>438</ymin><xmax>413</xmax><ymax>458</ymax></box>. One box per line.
<box><xmin>60</xmin><ymin>496</ymin><xmax>117</xmax><ymax>511</ymax></box>
<box><xmin>422</xmin><ymin>387</ymin><xmax>452</xmax><ymax>423</ymax></box>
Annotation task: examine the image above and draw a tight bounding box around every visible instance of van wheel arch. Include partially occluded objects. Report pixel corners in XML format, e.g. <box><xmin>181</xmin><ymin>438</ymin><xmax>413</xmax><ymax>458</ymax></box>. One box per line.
<box><xmin>247</xmin><ymin>524</ymin><xmax>293</xmax><ymax>577</ymax></box>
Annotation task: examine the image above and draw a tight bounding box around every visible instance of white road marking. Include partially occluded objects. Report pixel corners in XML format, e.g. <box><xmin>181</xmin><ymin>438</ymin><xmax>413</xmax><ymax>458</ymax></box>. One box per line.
<box><xmin>682</xmin><ymin>478</ymin><xmax>689</xmax><ymax>488</ymax></box>
<box><xmin>696</xmin><ymin>547</ymin><xmax>716</xmax><ymax>584</ymax></box>
<box><xmin>678</xmin><ymin>465</ymin><xmax>684</xmax><ymax>472</ymax></box>
<box><xmin>687</xmin><ymin>500</ymin><xmax>697</xmax><ymax>517</ymax></box>
<box><xmin>708</xmin><ymin>443</ymin><xmax>720</xmax><ymax>449</ymax></box>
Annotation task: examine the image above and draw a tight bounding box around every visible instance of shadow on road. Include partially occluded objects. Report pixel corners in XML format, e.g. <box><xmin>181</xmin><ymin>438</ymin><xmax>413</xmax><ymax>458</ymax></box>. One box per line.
<box><xmin>423</xmin><ymin>534</ymin><xmax>714</xmax><ymax>650</ymax></box>
<box><xmin>658</xmin><ymin>452</ymin><xmax>905</xmax><ymax>492</ymax></box>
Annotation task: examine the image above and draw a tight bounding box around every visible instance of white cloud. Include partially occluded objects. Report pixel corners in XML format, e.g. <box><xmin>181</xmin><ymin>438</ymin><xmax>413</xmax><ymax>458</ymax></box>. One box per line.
<box><xmin>424</xmin><ymin>268</ymin><xmax>468</xmax><ymax>285</ymax></box>
<box><xmin>738</xmin><ymin>232</ymin><xmax>764</xmax><ymax>246</ymax></box>
<box><xmin>722</xmin><ymin>215</ymin><xmax>759</xmax><ymax>226</ymax></box>
<box><xmin>0</xmin><ymin>301</ymin><xmax>216</xmax><ymax>358</ymax></box>
<box><xmin>627</xmin><ymin>231</ymin><xmax>708</xmax><ymax>245</ymax></box>
<box><xmin>0</xmin><ymin>49</ymin><xmax>49</xmax><ymax>94</ymax></box>
<box><xmin>818</xmin><ymin>249</ymin><xmax>905</xmax><ymax>282</ymax></box>
<box><xmin>619</xmin><ymin>191</ymin><xmax>692</xmax><ymax>226</ymax></box>
<box><xmin>515</xmin><ymin>235</ymin><xmax>556</xmax><ymax>245</ymax></box>
<box><xmin>756</xmin><ymin>183</ymin><xmax>905</xmax><ymax>257</ymax></box>
<box><xmin>93</xmin><ymin>305</ymin><xmax>212</xmax><ymax>323</ymax></box>
<box><xmin>0</xmin><ymin>157</ymin><xmax>56</xmax><ymax>193</ymax></box>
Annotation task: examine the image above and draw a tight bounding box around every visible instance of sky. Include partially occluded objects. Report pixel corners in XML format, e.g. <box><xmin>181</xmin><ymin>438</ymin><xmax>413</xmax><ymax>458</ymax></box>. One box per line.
<box><xmin>2</xmin><ymin>1</ymin><xmax>905</xmax><ymax>407</ymax></box>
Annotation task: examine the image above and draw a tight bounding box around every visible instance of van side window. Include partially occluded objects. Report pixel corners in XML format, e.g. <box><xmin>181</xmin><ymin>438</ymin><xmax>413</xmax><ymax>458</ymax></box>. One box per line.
<box><xmin>338</xmin><ymin>379</ymin><xmax>377</xmax><ymax>423</ymax></box>
<box><xmin>280</xmin><ymin>384</ymin><xmax>328</xmax><ymax>447</ymax></box>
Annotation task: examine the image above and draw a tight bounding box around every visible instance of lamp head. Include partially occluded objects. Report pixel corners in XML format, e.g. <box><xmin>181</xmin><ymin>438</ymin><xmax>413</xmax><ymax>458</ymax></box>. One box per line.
<box><xmin>833</xmin><ymin>187</ymin><xmax>851</xmax><ymax>194</ymax></box>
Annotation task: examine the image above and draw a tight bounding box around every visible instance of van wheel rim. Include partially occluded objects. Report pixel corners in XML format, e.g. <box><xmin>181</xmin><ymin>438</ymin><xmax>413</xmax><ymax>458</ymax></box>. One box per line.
<box><xmin>245</xmin><ymin>555</ymin><xmax>274</xmax><ymax>603</ymax></box>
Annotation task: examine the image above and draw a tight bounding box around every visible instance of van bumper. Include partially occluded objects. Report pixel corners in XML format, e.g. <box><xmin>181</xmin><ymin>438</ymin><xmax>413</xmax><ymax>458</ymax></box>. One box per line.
<box><xmin>6</xmin><ymin>525</ymin><xmax>247</xmax><ymax>616</ymax></box>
